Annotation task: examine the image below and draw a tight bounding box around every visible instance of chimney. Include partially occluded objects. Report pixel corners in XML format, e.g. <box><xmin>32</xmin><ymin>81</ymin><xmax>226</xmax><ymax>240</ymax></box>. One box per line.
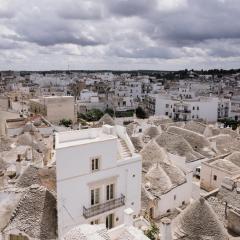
<box><xmin>160</xmin><ymin>218</ymin><xmax>172</xmax><ymax>240</ymax></box>
<box><xmin>124</xmin><ymin>208</ymin><xmax>134</xmax><ymax>227</ymax></box>
<box><xmin>16</xmin><ymin>154</ymin><xmax>22</xmax><ymax>177</ymax></box>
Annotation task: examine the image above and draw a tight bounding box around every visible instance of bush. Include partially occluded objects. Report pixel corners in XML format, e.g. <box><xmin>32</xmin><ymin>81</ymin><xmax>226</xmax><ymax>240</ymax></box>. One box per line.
<box><xmin>115</xmin><ymin>110</ymin><xmax>134</xmax><ymax>118</ymax></box>
<box><xmin>144</xmin><ymin>223</ymin><xmax>159</xmax><ymax>240</ymax></box>
<box><xmin>218</xmin><ymin>118</ymin><xmax>240</xmax><ymax>130</ymax></box>
<box><xmin>105</xmin><ymin>108</ymin><xmax>114</xmax><ymax>117</ymax></box>
<box><xmin>136</xmin><ymin>106</ymin><xmax>148</xmax><ymax>119</ymax></box>
<box><xmin>59</xmin><ymin>119</ymin><xmax>72</xmax><ymax>127</ymax></box>
<box><xmin>79</xmin><ymin>109</ymin><xmax>104</xmax><ymax>122</ymax></box>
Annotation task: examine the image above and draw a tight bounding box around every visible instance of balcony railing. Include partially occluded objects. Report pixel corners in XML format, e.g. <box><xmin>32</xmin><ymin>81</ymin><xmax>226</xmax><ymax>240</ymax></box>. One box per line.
<box><xmin>83</xmin><ymin>194</ymin><xmax>125</xmax><ymax>219</ymax></box>
<box><xmin>177</xmin><ymin>109</ymin><xmax>191</xmax><ymax>113</ymax></box>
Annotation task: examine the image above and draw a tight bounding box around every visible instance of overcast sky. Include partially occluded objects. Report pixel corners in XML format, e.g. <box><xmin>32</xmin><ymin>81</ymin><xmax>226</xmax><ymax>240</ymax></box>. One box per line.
<box><xmin>0</xmin><ymin>0</ymin><xmax>240</xmax><ymax>71</ymax></box>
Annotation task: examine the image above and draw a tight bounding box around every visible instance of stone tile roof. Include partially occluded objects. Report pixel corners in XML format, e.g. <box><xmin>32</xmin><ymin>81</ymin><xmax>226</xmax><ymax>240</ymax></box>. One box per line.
<box><xmin>130</xmin><ymin>136</ymin><xmax>144</xmax><ymax>152</ymax></box>
<box><xmin>143</xmin><ymin>162</ymin><xmax>186</xmax><ymax>197</ymax></box>
<box><xmin>16</xmin><ymin>165</ymin><xmax>56</xmax><ymax>191</ymax></box>
<box><xmin>167</xmin><ymin>126</ymin><xmax>215</xmax><ymax>157</ymax></box>
<box><xmin>184</xmin><ymin>121</ymin><xmax>208</xmax><ymax>135</ymax></box>
<box><xmin>208</xmin><ymin>134</ymin><xmax>240</xmax><ymax>154</ymax></box>
<box><xmin>143</xmin><ymin>126</ymin><xmax>161</xmax><ymax>139</ymax></box>
<box><xmin>97</xmin><ymin>114</ymin><xmax>115</xmax><ymax>126</ymax></box>
<box><xmin>0</xmin><ymin>136</ymin><xmax>13</xmax><ymax>152</ymax></box>
<box><xmin>211</xmin><ymin>159</ymin><xmax>240</xmax><ymax>173</ymax></box>
<box><xmin>155</xmin><ymin>132</ymin><xmax>203</xmax><ymax>162</ymax></box>
<box><xmin>63</xmin><ymin>224</ymin><xmax>110</xmax><ymax>240</ymax></box>
<box><xmin>140</xmin><ymin>140</ymin><xmax>170</xmax><ymax>170</ymax></box>
<box><xmin>5</xmin><ymin>185</ymin><xmax>57</xmax><ymax>240</ymax></box>
<box><xmin>225</xmin><ymin>152</ymin><xmax>240</xmax><ymax>167</ymax></box>
<box><xmin>174</xmin><ymin>198</ymin><xmax>228</xmax><ymax>240</ymax></box>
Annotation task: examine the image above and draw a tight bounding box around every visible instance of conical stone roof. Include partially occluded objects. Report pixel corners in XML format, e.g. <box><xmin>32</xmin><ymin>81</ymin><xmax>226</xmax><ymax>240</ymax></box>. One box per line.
<box><xmin>97</xmin><ymin>113</ymin><xmax>115</xmax><ymax>126</ymax></box>
<box><xmin>174</xmin><ymin>198</ymin><xmax>228</xmax><ymax>240</ymax></box>
<box><xmin>22</xmin><ymin>122</ymin><xmax>38</xmax><ymax>133</ymax></box>
<box><xmin>143</xmin><ymin>126</ymin><xmax>161</xmax><ymax>139</ymax></box>
<box><xmin>140</xmin><ymin>140</ymin><xmax>170</xmax><ymax>169</ymax></box>
<box><xmin>145</xmin><ymin>163</ymin><xmax>172</xmax><ymax>195</ymax></box>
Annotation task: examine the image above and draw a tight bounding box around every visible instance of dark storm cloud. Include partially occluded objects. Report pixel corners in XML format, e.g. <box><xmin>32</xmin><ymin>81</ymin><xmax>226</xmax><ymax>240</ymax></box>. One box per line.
<box><xmin>105</xmin><ymin>0</ymin><xmax>156</xmax><ymax>17</ymax></box>
<box><xmin>58</xmin><ymin>1</ymin><xmax>103</xmax><ymax>20</ymax></box>
<box><xmin>149</xmin><ymin>0</ymin><xmax>240</xmax><ymax>45</ymax></box>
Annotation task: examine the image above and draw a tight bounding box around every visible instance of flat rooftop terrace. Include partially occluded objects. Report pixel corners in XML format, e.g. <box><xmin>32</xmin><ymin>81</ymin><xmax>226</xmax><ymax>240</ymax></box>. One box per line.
<box><xmin>55</xmin><ymin>126</ymin><xmax>117</xmax><ymax>149</ymax></box>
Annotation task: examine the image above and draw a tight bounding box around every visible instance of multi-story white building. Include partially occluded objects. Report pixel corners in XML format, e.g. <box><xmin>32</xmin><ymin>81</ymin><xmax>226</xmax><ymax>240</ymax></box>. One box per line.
<box><xmin>144</xmin><ymin>94</ymin><xmax>219</xmax><ymax>122</ymax></box>
<box><xmin>230</xmin><ymin>95</ymin><xmax>240</xmax><ymax>120</ymax></box>
<box><xmin>218</xmin><ymin>97</ymin><xmax>231</xmax><ymax>119</ymax></box>
<box><xmin>55</xmin><ymin>125</ymin><xmax>142</xmax><ymax>238</ymax></box>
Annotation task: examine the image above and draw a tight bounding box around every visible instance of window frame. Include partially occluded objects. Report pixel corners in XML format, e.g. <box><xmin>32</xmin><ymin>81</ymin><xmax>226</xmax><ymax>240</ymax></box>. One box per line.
<box><xmin>91</xmin><ymin>156</ymin><xmax>100</xmax><ymax>172</ymax></box>
<box><xmin>106</xmin><ymin>183</ymin><xmax>115</xmax><ymax>201</ymax></box>
<box><xmin>91</xmin><ymin>187</ymin><xmax>100</xmax><ymax>206</ymax></box>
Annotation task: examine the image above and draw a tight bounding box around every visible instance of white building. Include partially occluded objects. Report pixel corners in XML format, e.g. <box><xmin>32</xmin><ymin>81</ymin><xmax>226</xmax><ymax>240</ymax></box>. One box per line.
<box><xmin>218</xmin><ymin>97</ymin><xmax>231</xmax><ymax>119</ymax></box>
<box><xmin>145</xmin><ymin>94</ymin><xmax>219</xmax><ymax>122</ymax></box>
<box><xmin>80</xmin><ymin>89</ymin><xmax>98</xmax><ymax>102</ymax></box>
<box><xmin>200</xmin><ymin>152</ymin><xmax>240</xmax><ymax>191</ymax></box>
<box><xmin>230</xmin><ymin>95</ymin><xmax>240</xmax><ymax>120</ymax></box>
<box><xmin>55</xmin><ymin>125</ymin><xmax>142</xmax><ymax>238</ymax></box>
<box><xmin>140</xmin><ymin>141</ymin><xmax>192</xmax><ymax>218</ymax></box>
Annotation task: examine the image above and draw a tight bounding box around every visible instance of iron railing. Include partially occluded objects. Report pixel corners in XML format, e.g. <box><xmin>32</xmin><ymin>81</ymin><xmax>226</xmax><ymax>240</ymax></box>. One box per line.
<box><xmin>83</xmin><ymin>194</ymin><xmax>125</xmax><ymax>218</ymax></box>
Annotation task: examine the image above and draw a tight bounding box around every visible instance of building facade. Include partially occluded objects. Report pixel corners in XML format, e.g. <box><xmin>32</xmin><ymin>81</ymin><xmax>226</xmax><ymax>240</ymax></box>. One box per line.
<box><xmin>29</xmin><ymin>96</ymin><xmax>76</xmax><ymax>123</ymax></box>
<box><xmin>55</xmin><ymin>125</ymin><xmax>142</xmax><ymax>238</ymax></box>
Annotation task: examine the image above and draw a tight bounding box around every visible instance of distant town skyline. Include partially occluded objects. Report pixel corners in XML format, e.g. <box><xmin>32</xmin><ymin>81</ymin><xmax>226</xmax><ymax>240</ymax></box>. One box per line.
<box><xmin>0</xmin><ymin>0</ymin><xmax>240</xmax><ymax>71</ymax></box>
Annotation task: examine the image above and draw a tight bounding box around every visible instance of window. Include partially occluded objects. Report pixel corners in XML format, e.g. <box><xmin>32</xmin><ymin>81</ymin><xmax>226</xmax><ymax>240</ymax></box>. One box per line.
<box><xmin>165</xmin><ymin>104</ymin><xmax>169</xmax><ymax>108</ymax></box>
<box><xmin>106</xmin><ymin>213</ymin><xmax>114</xmax><ymax>229</ymax></box>
<box><xmin>193</xmin><ymin>106</ymin><xmax>195</xmax><ymax>110</ymax></box>
<box><xmin>165</xmin><ymin>112</ymin><xmax>168</xmax><ymax>116</ymax></box>
<box><xmin>213</xmin><ymin>175</ymin><xmax>217</xmax><ymax>181</ymax></box>
<box><xmin>197</xmin><ymin>106</ymin><xmax>199</xmax><ymax>110</ymax></box>
<box><xmin>91</xmin><ymin>157</ymin><xmax>99</xmax><ymax>172</ymax></box>
<box><xmin>192</xmin><ymin>115</ymin><xmax>195</xmax><ymax>119</ymax></box>
<box><xmin>139</xmin><ymin>128</ymin><xmax>142</xmax><ymax>133</ymax></box>
<box><xmin>90</xmin><ymin>219</ymin><xmax>99</xmax><ymax>225</ymax></box>
<box><xmin>106</xmin><ymin>184</ymin><xmax>114</xmax><ymax>201</ymax></box>
<box><xmin>174</xmin><ymin>195</ymin><xmax>176</xmax><ymax>200</ymax></box>
<box><xmin>91</xmin><ymin>188</ymin><xmax>100</xmax><ymax>206</ymax></box>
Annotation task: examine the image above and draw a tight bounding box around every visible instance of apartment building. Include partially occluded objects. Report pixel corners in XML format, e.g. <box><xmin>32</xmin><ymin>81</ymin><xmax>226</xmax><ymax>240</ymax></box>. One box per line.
<box><xmin>144</xmin><ymin>94</ymin><xmax>219</xmax><ymax>122</ymax></box>
<box><xmin>55</xmin><ymin>125</ymin><xmax>142</xmax><ymax>238</ymax></box>
<box><xmin>218</xmin><ymin>98</ymin><xmax>231</xmax><ymax>119</ymax></box>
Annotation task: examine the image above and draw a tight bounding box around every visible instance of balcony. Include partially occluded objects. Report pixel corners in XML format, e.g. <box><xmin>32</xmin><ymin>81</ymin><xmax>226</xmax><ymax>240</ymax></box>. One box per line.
<box><xmin>83</xmin><ymin>194</ymin><xmax>125</xmax><ymax>219</ymax></box>
<box><xmin>177</xmin><ymin>109</ymin><xmax>191</xmax><ymax>113</ymax></box>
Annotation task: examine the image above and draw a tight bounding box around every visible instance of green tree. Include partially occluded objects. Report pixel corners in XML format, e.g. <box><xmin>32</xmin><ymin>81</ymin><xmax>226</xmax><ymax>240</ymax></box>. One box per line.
<box><xmin>59</xmin><ymin>119</ymin><xmax>72</xmax><ymax>127</ymax></box>
<box><xmin>79</xmin><ymin>109</ymin><xmax>104</xmax><ymax>122</ymax></box>
<box><xmin>105</xmin><ymin>108</ymin><xmax>114</xmax><ymax>117</ymax></box>
<box><xmin>145</xmin><ymin>223</ymin><xmax>159</xmax><ymax>240</ymax></box>
<box><xmin>136</xmin><ymin>106</ymin><xmax>148</xmax><ymax>119</ymax></box>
